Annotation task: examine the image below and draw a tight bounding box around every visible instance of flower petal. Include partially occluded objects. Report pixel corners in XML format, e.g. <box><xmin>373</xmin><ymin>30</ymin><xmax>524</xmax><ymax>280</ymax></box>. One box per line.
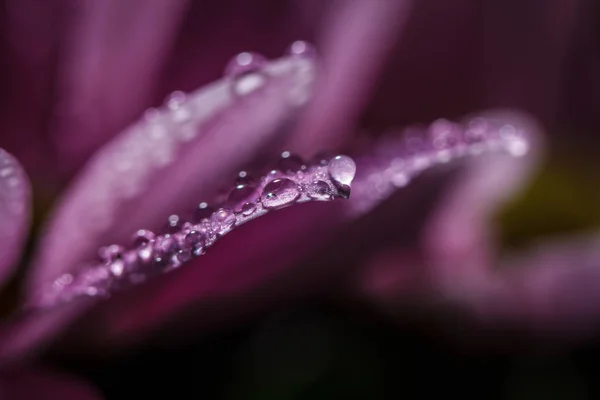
<box><xmin>29</xmin><ymin>54</ymin><xmax>317</xmax><ymax>295</ymax></box>
<box><xmin>0</xmin><ymin>148</ymin><xmax>30</xmax><ymax>286</ymax></box>
<box><xmin>288</xmin><ymin>0</ymin><xmax>412</xmax><ymax>154</ymax></box>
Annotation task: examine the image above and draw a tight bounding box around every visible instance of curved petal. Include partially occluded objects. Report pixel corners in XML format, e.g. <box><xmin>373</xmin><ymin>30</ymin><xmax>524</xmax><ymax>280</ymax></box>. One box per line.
<box><xmin>29</xmin><ymin>53</ymin><xmax>317</xmax><ymax>294</ymax></box>
<box><xmin>0</xmin><ymin>54</ymin><xmax>317</xmax><ymax>364</ymax></box>
<box><xmin>0</xmin><ymin>366</ymin><xmax>103</xmax><ymax>400</ymax></box>
<box><xmin>51</xmin><ymin>111</ymin><xmax>537</xmax><ymax>357</ymax></box>
<box><xmin>0</xmin><ymin>148</ymin><xmax>30</xmax><ymax>286</ymax></box>
<box><xmin>289</xmin><ymin>0</ymin><xmax>412</xmax><ymax>154</ymax></box>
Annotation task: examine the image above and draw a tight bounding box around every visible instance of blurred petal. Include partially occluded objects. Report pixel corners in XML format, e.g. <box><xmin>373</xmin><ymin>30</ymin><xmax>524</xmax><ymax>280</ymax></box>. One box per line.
<box><xmin>0</xmin><ymin>366</ymin><xmax>103</xmax><ymax>400</ymax></box>
<box><xmin>0</xmin><ymin>148</ymin><xmax>30</xmax><ymax>286</ymax></box>
<box><xmin>29</xmin><ymin>54</ymin><xmax>317</xmax><ymax>294</ymax></box>
<box><xmin>289</xmin><ymin>0</ymin><xmax>411</xmax><ymax>154</ymax></box>
<box><xmin>0</xmin><ymin>54</ymin><xmax>317</xmax><ymax>363</ymax></box>
<box><xmin>53</xmin><ymin>111</ymin><xmax>536</xmax><ymax>356</ymax></box>
<box><xmin>52</xmin><ymin>0</ymin><xmax>189</xmax><ymax>173</ymax></box>
<box><xmin>422</xmin><ymin>111</ymin><xmax>544</xmax><ymax>290</ymax></box>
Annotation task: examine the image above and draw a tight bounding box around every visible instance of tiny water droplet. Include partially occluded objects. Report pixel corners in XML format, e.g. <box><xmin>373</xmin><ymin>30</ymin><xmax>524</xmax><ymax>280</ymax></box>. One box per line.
<box><xmin>166</xmin><ymin>214</ymin><xmax>182</xmax><ymax>233</ymax></box>
<box><xmin>193</xmin><ymin>202</ymin><xmax>214</xmax><ymax>223</ymax></box>
<box><xmin>184</xmin><ymin>230</ymin><xmax>206</xmax><ymax>252</ymax></box>
<box><xmin>236</xmin><ymin>170</ymin><xmax>255</xmax><ymax>186</ymax></box>
<box><xmin>328</xmin><ymin>155</ymin><xmax>356</xmax><ymax>186</ymax></box>
<box><xmin>225</xmin><ymin>52</ymin><xmax>268</xmax><ymax>96</ymax></box>
<box><xmin>165</xmin><ymin>91</ymin><xmax>186</xmax><ymax>110</ymax></box>
<box><xmin>227</xmin><ymin>184</ymin><xmax>258</xmax><ymax>211</ymax></box>
<box><xmin>308</xmin><ymin>180</ymin><xmax>332</xmax><ymax>200</ymax></box>
<box><xmin>309</xmin><ymin>150</ymin><xmax>334</xmax><ymax>167</ymax></box>
<box><xmin>98</xmin><ymin>244</ymin><xmax>125</xmax><ymax>263</ymax></box>
<box><xmin>212</xmin><ymin>208</ymin><xmax>236</xmax><ymax>232</ymax></box>
<box><xmin>286</xmin><ymin>40</ymin><xmax>316</xmax><ymax>58</ymax></box>
<box><xmin>261</xmin><ymin>178</ymin><xmax>301</xmax><ymax>209</ymax></box>
<box><xmin>154</xmin><ymin>235</ymin><xmax>177</xmax><ymax>260</ymax></box>
<box><xmin>241</xmin><ymin>202</ymin><xmax>256</xmax><ymax>216</ymax></box>
<box><xmin>176</xmin><ymin>249</ymin><xmax>192</xmax><ymax>263</ymax></box>
<box><xmin>277</xmin><ymin>151</ymin><xmax>304</xmax><ymax>172</ymax></box>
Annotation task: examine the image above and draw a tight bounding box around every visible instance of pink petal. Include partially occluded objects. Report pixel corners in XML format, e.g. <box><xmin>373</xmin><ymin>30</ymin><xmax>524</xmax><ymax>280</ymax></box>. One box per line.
<box><xmin>421</xmin><ymin>110</ymin><xmax>544</xmax><ymax>290</ymax></box>
<box><xmin>51</xmin><ymin>0</ymin><xmax>189</xmax><ymax>174</ymax></box>
<box><xmin>288</xmin><ymin>0</ymin><xmax>412</xmax><ymax>154</ymax></box>
<box><xmin>0</xmin><ymin>54</ymin><xmax>318</xmax><ymax>364</ymax></box>
<box><xmin>0</xmin><ymin>148</ymin><xmax>30</xmax><ymax>286</ymax></box>
<box><xmin>29</xmin><ymin>54</ymin><xmax>317</xmax><ymax>293</ymax></box>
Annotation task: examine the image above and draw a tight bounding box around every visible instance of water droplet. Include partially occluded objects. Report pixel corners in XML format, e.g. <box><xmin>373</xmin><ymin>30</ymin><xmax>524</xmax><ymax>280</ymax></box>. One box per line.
<box><xmin>154</xmin><ymin>234</ymin><xmax>177</xmax><ymax>262</ymax></box>
<box><xmin>261</xmin><ymin>178</ymin><xmax>300</xmax><ymax>209</ymax></box>
<box><xmin>309</xmin><ymin>150</ymin><xmax>334</xmax><ymax>167</ymax></box>
<box><xmin>98</xmin><ymin>244</ymin><xmax>125</xmax><ymax>264</ymax></box>
<box><xmin>109</xmin><ymin>259</ymin><xmax>126</xmax><ymax>277</ymax></box>
<box><xmin>308</xmin><ymin>181</ymin><xmax>332</xmax><ymax>200</ymax></box>
<box><xmin>328</xmin><ymin>155</ymin><xmax>356</xmax><ymax>186</ymax></box>
<box><xmin>241</xmin><ymin>202</ymin><xmax>256</xmax><ymax>216</ymax></box>
<box><xmin>176</xmin><ymin>249</ymin><xmax>192</xmax><ymax>263</ymax></box>
<box><xmin>277</xmin><ymin>151</ymin><xmax>304</xmax><ymax>172</ymax></box>
<box><xmin>212</xmin><ymin>208</ymin><xmax>236</xmax><ymax>232</ymax></box>
<box><xmin>184</xmin><ymin>230</ymin><xmax>206</xmax><ymax>253</ymax></box>
<box><xmin>193</xmin><ymin>202</ymin><xmax>214</xmax><ymax>223</ymax></box>
<box><xmin>430</xmin><ymin>119</ymin><xmax>459</xmax><ymax>149</ymax></box>
<box><xmin>227</xmin><ymin>184</ymin><xmax>258</xmax><ymax>211</ymax></box>
<box><xmin>286</xmin><ymin>41</ymin><xmax>316</xmax><ymax>58</ymax></box>
<box><xmin>165</xmin><ymin>91</ymin><xmax>186</xmax><ymax>110</ymax></box>
<box><xmin>166</xmin><ymin>214</ymin><xmax>182</xmax><ymax>233</ymax></box>
<box><xmin>225</xmin><ymin>52</ymin><xmax>268</xmax><ymax>96</ymax></box>
<box><xmin>236</xmin><ymin>170</ymin><xmax>255</xmax><ymax>186</ymax></box>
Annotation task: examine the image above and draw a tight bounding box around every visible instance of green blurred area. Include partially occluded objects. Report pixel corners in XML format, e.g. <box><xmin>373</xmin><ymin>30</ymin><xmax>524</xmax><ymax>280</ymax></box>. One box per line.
<box><xmin>496</xmin><ymin>139</ymin><xmax>600</xmax><ymax>250</ymax></box>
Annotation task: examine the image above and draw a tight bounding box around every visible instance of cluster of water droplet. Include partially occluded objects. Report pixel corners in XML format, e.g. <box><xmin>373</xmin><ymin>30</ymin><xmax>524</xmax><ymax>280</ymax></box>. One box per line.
<box><xmin>348</xmin><ymin>116</ymin><xmax>531</xmax><ymax>214</ymax></box>
<box><xmin>41</xmin><ymin>151</ymin><xmax>356</xmax><ymax>308</ymax></box>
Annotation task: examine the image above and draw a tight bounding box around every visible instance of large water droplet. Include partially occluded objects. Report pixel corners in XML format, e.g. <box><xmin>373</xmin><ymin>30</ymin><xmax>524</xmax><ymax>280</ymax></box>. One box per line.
<box><xmin>286</xmin><ymin>40</ymin><xmax>316</xmax><ymax>58</ymax></box>
<box><xmin>308</xmin><ymin>180</ymin><xmax>332</xmax><ymax>201</ymax></box>
<box><xmin>328</xmin><ymin>155</ymin><xmax>356</xmax><ymax>186</ymax></box>
<box><xmin>261</xmin><ymin>178</ymin><xmax>301</xmax><ymax>209</ymax></box>
<box><xmin>184</xmin><ymin>230</ymin><xmax>206</xmax><ymax>253</ymax></box>
<box><xmin>225</xmin><ymin>52</ymin><xmax>268</xmax><ymax>96</ymax></box>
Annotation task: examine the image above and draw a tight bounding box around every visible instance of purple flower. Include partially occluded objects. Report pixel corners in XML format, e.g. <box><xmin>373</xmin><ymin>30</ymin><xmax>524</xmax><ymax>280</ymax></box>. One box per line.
<box><xmin>0</xmin><ymin>0</ymin><xmax>599</xmax><ymax>396</ymax></box>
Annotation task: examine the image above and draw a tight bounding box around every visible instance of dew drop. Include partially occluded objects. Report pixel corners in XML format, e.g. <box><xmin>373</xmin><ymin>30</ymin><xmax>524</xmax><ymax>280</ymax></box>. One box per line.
<box><xmin>227</xmin><ymin>184</ymin><xmax>258</xmax><ymax>211</ymax></box>
<box><xmin>176</xmin><ymin>249</ymin><xmax>192</xmax><ymax>263</ymax></box>
<box><xmin>309</xmin><ymin>150</ymin><xmax>334</xmax><ymax>167</ymax></box>
<box><xmin>184</xmin><ymin>230</ymin><xmax>206</xmax><ymax>252</ymax></box>
<box><xmin>212</xmin><ymin>208</ymin><xmax>236</xmax><ymax>232</ymax></box>
<box><xmin>166</xmin><ymin>214</ymin><xmax>182</xmax><ymax>233</ymax></box>
<box><xmin>236</xmin><ymin>170</ymin><xmax>255</xmax><ymax>186</ymax></box>
<box><xmin>261</xmin><ymin>178</ymin><xmax>301</xmax><ymax>209</ymax></box>
<box><xmin>241</xmin><ymin>202</ymin><xmax>256</xmax><ymax>216</ymax></box>
<box><xmin>154</xmin><ymin>235</ymin><xmax>177</xmax><ymax>261</ymax></box>
<box><xmin>277</xmin><ymin>151</ymin><xmax>305</xmax><ymax>172</ymax></box>
<box><xmin>328</xmin><ymin>155</ymin><xmax>356</xmax><ymax>186</ymax></box>
<box><xmin>193</xmin><ymin>202</ymin><xmax>214</xmax><ymax>223</ymax></box>
<box><xmin>308</xmin><ymin>180</ymin><xmax>332</xmax><ymax>201</ymax></box>
<box><xmin>286</xmin><ymin>40</ymin><xmax>317</xmax><ymax>58</ymax></box>
<box><xmin>225</xmin><ymin>52</ymin><xmax>268</xmax><ymax>96</ymax></box>
<box><xmin>165</xmin><ymin>91</ymin><xmax>186</xmax><ymax>110</ymax></box>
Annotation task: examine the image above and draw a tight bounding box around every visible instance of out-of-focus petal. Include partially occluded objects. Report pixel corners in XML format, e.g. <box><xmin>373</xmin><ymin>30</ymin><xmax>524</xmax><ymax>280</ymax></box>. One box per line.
<box><xmin>421</xmin><ymin>110</ymin><xmax>544</xmax><ymax>291</ymax></box>
<box><xmin>0</xmin><ymin>148</ymin><xmax>30</xmax><ymax>286</ymax></box>
<box><xmin>51</xmin><ymin>0</ymin><xmax>189</xmax><ymax>174</ymax></box>
<box><xmin>0</xmin><ymin>54</ymin><xmax>317</xmax><ymax>364</ymax></box>
<box><xmin>289</xmin><ymin>0</ymin><xmax>412</xmax><ymax>154</ymax></box>
<box><xmin>0</xmin><ymin>366</ymin><xmax>103</xmax><ymax>400</ymax></box>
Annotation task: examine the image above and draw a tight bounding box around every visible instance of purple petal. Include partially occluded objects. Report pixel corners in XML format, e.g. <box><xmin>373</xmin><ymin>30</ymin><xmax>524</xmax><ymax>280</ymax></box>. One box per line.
<box><xmin>288</xmin><ymin>0</ymin><xmax>412</xmax><ymax>154</ymax></box>
<box><xmin>0</xmin><ymin>148</ymin><xmax>30</xmax><ymax>286</ymax></box>
<box><xmin>50</xmin><ymin>0</ymin><xmax>189</xmax><ymax>173</ymax></box>
<box><xmin>29</xmin><ymin>53</ymin><xmax>317</xmax><ymax>293</ymax></box>
<box><xmin>50</xmin><ymin>111</ymin><xmax>539</xmax><ymax>354</ymax></box>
